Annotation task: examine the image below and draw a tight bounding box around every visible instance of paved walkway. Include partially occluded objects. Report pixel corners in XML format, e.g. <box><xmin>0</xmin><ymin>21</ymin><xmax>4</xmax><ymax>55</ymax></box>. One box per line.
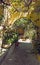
<box><xmin>1</xmin><ymin>44</ymin><xmax>40</xmax><ymax>65</ymax></box>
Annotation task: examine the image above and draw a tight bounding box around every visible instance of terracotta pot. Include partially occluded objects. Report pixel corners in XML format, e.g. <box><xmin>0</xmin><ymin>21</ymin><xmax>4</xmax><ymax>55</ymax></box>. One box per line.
<box><xmin>18</xmin><ymin>28</ymin><xmax>24</xmax><ymax>35</ymax></box>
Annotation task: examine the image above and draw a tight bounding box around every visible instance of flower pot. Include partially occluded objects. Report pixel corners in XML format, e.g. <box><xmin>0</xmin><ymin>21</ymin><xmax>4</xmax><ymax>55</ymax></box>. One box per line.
<box><xmin>18</xmin><ymin>28</ymin><xmax>24</xmax><ymax>35</ymax></box>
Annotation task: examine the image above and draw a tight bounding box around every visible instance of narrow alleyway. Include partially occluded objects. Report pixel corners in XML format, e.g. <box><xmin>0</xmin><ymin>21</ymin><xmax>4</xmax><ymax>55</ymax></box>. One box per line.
<box><xmin>1</xmin><ymin>43</ymin><xmax>40</xmax><ymax>65</ymax></box>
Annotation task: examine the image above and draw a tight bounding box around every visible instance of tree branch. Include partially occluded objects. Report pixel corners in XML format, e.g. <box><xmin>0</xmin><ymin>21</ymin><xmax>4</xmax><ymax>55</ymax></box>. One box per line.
<box><xmin>24</xmin><ymin>0</ymin><xmax>32</xmax><ymax>7</ymax></box>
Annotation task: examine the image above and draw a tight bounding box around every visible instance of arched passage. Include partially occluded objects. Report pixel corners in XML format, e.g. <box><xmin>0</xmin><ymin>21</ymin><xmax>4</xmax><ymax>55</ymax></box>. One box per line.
<box><xmin>12</xmin><ymin>17</ymin><xmax>37</xmax><ymax>40</ymax></box>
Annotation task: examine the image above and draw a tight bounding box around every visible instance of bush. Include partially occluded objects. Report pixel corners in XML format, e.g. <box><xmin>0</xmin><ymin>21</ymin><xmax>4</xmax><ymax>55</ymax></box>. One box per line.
<box><xmin>3</xmin><ymin>30</ymin><xmax>18</xmax><ymax>45</ymax></box>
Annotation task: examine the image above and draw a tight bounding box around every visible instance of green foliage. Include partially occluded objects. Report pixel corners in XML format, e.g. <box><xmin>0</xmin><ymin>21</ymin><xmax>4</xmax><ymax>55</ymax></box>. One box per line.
<box><xmin>12</xmin><ymin>18</ymin><xmax>36</xmax><ymax>40</ymax></box>
<box><xmin>11</xmin><ymin>0</ymin><xmax>21</xmax><ymax>2</ymax></box>
<box><xmin>3</xmin><ymin>30</ymin><xmax>18</xmax><ymax>44</ymax></box>
<box><xmin>0</xmin><ymin>16</ymin><xmax>4</xmax><ymax>25</ymax></box>
<box><xmin>10</xmin><ymin>0</ymin><xmax>32</xmax><ymax>12</ymax></box>
<box><xmin>13</xmin><ymin>18</ymin><xmax>31</xmax><ymax>29</ymax></box>
<box><xmin>24</xmin><ymin>29</ymin><xmax>36</xmax><ymax>39</ymax></box>
<box><xmin>0</xmin><ymin>15</ymin><xmax>2</xmax><ymax>20</ymax></box>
